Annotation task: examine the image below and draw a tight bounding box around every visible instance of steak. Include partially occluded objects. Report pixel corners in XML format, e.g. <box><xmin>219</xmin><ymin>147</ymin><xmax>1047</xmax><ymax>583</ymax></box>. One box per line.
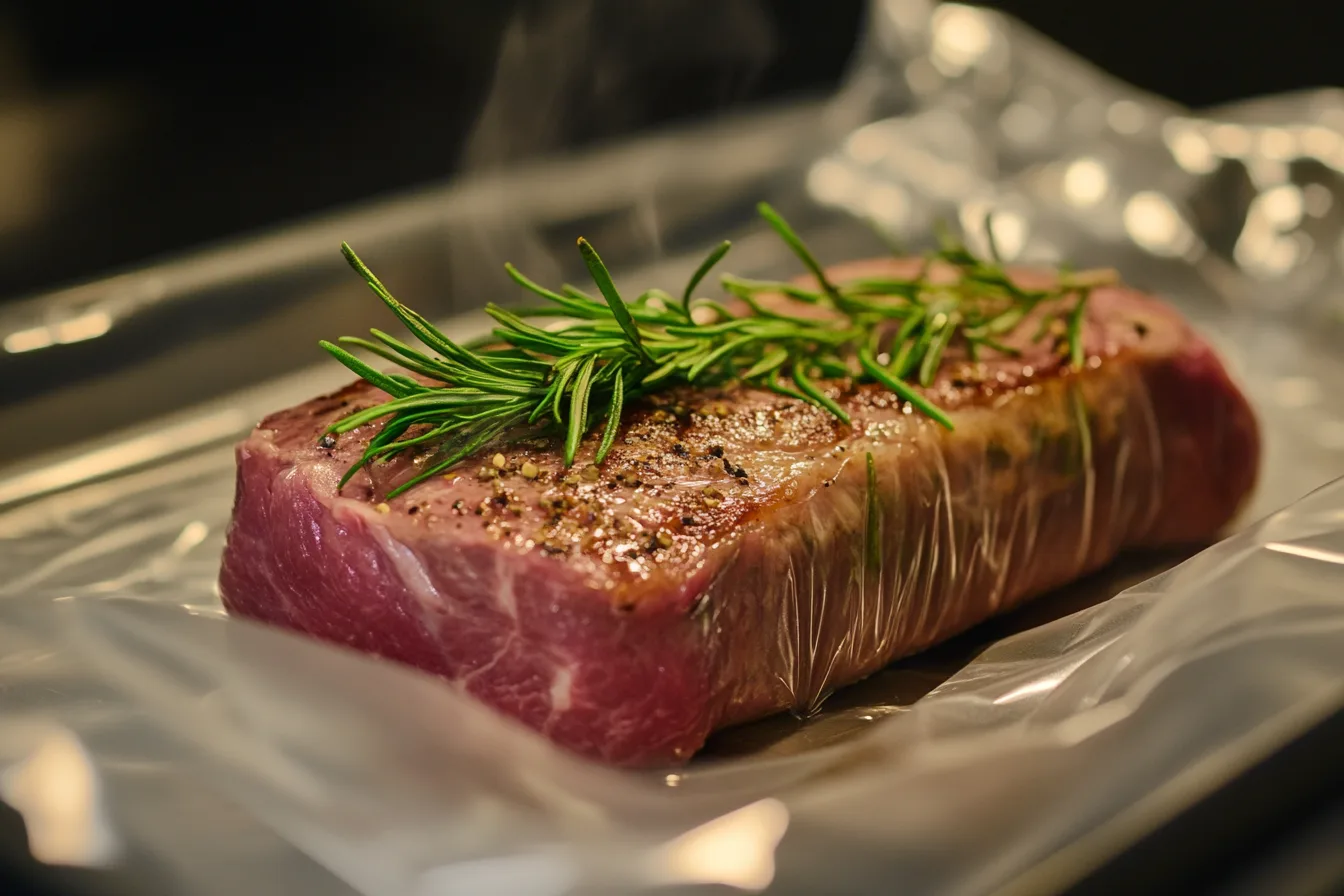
<box><xmin>218</xmin><ymin>259</ymin><xmax>1260</xmax><ymax>766</ymax></box>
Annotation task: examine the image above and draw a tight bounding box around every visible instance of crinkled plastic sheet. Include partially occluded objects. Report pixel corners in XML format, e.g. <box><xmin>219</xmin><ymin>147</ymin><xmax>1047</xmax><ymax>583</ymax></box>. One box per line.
<box><xmin>3</xmin><ymin>1</ymin><xmax>1344</xmax><ymax>893</ymax></box>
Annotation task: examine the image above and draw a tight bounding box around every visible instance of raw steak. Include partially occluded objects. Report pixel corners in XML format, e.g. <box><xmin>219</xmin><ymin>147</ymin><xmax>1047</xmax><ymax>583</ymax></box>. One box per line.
<box><xmin>218</xmin><ymin>259</ymin><xmax>1260</xmax><ymax>766</ymax></box>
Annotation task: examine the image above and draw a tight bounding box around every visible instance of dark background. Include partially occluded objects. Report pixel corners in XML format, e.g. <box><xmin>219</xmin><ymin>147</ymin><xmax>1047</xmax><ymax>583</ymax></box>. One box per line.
<box><xmin>0</xmin><ymin>0</ymin><xmax>1341</xmax><ymax>300</ymax></box>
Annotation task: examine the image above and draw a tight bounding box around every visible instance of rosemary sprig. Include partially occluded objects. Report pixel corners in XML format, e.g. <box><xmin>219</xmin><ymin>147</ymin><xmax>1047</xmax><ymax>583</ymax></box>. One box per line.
<box><xmin>322</xmin><ymin>203</ymin><xmax>1110</xmax><ymax>498</ymax></box>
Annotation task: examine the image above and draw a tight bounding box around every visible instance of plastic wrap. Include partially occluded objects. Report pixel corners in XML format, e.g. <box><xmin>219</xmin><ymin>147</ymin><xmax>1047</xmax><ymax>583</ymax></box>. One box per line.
<box><xmin>2</xmin><ymin>1</ymin><xmax>1344</xmax><ymax>893</ymax></box>
<box><xmin>216</xmin><ymin>301</ymin><xmax>1252</xmax><ymax>770</ymax></box>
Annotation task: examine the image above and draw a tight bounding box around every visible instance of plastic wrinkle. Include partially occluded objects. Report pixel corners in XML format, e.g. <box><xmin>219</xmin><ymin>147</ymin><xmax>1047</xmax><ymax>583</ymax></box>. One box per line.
<box><xmin>735</xmin><ymin>372</ymin><xmax>1160</xmax><ymax>723</ymax></box>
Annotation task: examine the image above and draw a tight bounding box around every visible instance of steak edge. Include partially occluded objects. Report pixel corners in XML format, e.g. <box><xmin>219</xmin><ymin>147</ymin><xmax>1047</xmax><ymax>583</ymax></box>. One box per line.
<box><xmin>218</xmin><ymin>259</ymin><xmax>1260</xmax><ymax>765</ymax></box>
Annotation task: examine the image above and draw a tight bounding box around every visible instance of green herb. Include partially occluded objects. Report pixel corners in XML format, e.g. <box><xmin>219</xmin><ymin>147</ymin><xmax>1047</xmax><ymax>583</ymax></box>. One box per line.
<box><xmin>322</xmin><ymin>204</ymin><xmax>1109</xmax><ymax>497</ymax></box>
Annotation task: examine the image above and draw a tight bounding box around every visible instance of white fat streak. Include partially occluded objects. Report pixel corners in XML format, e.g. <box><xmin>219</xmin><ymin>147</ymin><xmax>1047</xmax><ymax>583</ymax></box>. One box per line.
<box><xmin>549</xmin><ymin>665</ymin><xmax>575</xmax><ymax>713</ymax></box>
<box><xmin>459</xmin><ymin>636</ymin><xmax>515</xmax><ymax>687</ymax></box>
<box><xmin>494</xmin><ymin>549</ymin><xmax>518</xmax><ymax>620</ymax></box>
<box><xmin>349</xmin><ymin>508</ymin><xmax>578</xmax><ymax>719</ymax></box>
<box><xmin>367</xmin><ymin>524</ymin><xmax>445</xmax><ymax>629</ymax></box>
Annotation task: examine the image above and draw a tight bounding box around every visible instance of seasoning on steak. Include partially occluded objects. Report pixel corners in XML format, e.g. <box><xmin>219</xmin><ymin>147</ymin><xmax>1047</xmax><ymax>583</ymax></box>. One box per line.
<box><xmin>218</xmin><ymin>259</ymin><xmax>1260</xmax><ymax>766</ymax></box>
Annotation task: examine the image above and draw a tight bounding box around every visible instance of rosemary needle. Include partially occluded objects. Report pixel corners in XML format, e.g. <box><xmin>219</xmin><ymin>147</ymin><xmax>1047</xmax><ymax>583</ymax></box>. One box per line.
<box><xmin>323</xmin><ymin>205</ymin><xmax>1097</xmax><ymax>496</ymax></box>
<box><xmin>682</xmin><ymin>240</ymin><xmax>732</xmax><ymax>318</ymax></box>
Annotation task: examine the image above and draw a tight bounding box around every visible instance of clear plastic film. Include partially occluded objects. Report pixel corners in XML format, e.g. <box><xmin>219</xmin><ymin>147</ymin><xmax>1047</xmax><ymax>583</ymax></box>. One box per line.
<box><xmin>642</xmin><ymin>358</ymin><xmax>1196</xmax><ymax>739</ymax></box>
<box><xmin>2</xmin><ymin>1</ymin><xmax>1344</xmax><ymax>893</ymax></box>
<box><xmin>741</xmin><ymin>371</ymin><xmax>1160</xmax><ymax>722</ymax></box>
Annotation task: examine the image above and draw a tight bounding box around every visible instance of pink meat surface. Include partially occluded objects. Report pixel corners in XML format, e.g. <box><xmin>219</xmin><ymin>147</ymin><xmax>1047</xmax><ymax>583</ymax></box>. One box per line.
<box><xmin>218</xmin><ymin>259</ymin><xmax>1260</xmax><ymax>766</ymax></box>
